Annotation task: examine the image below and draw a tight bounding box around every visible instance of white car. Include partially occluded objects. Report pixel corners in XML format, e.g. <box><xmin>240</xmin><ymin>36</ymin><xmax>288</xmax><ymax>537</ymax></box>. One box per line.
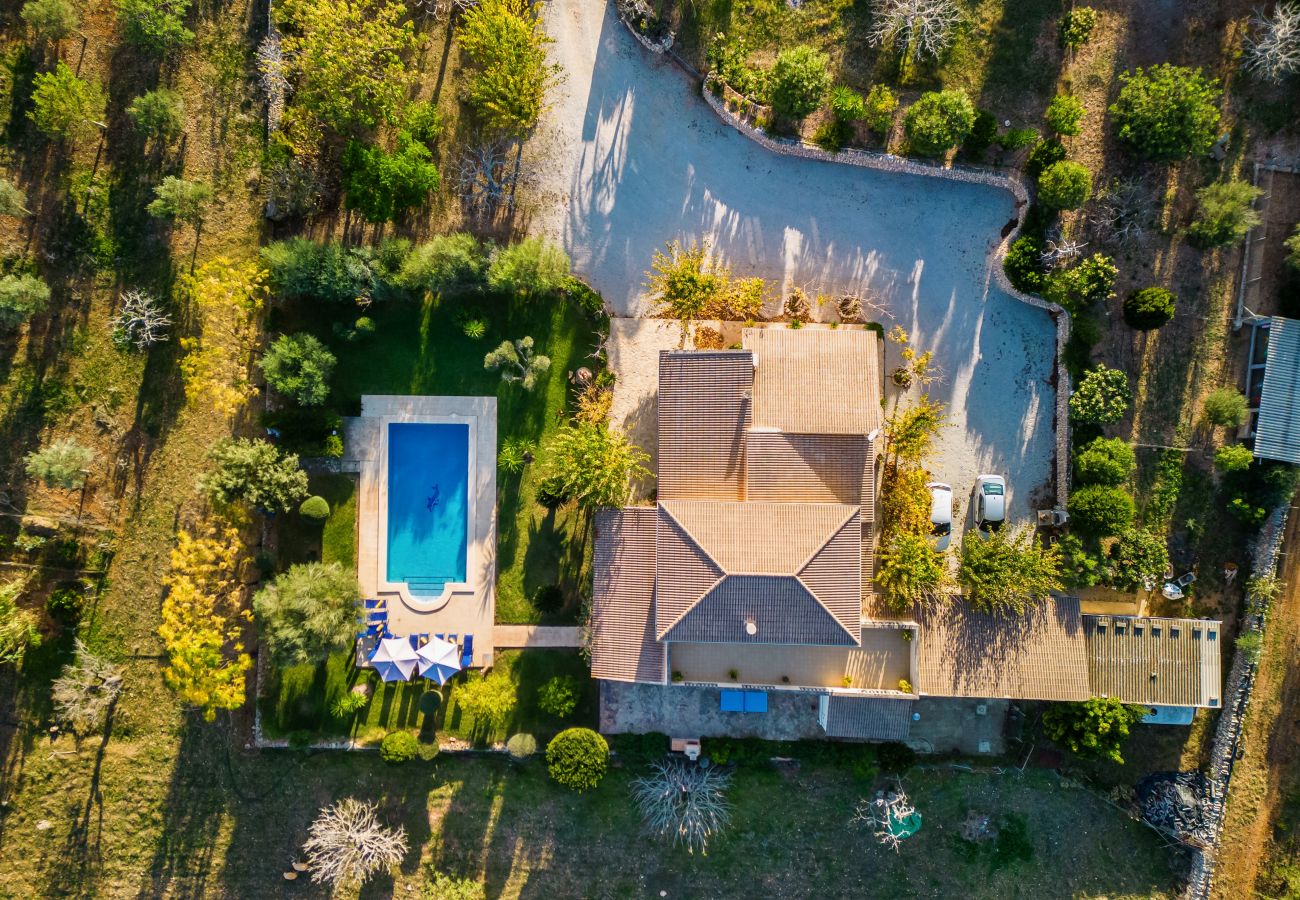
<box><xmin>974</xmin><ymin>475</ymin><xmax>1007</xmax><ymax>532</ymax></box>
<box><xmin>926</xmin><ymin>482</ymin><xmax>953</xmax><ymax>551</ymax></box>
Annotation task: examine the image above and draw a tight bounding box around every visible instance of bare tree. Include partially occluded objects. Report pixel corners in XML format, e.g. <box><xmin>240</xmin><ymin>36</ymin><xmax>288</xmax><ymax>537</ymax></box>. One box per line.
<box><xmin>302</xmin><ymin>798</ymin><xmax>407</xmax><ymax>888</ymax></box>
<box><xmin>1244</xmin><ymin>3</ymin><xmax>1300</xmax><ymax>83</ymax></box>
<box><xmin>631</xmin><ymin>758</ymin><xmax>732</xmax><ymax>854</ymax></box>
<box><xmin>53</xmin><ymin>639</ymin><xmax>124</xmax><ymax>734</ymax></box>
<box><xmin>869</xmin><ymin>0</ymin><xmax>961</xmax><ymax>63</ymax></box>
<box><xmin>1090</xmin><ymin>177</ymin><xmax>1153</xmax><ymax>249</ymax></box>
<box><xmin>110</xmin><ymin>289</ymin><xmax>172</xmax><ymax>350</ymax></box>
<box><xmin>256</xmin><ymin>32</ymin><xmax>289</xmax><ymax>133</ymax></box>
<box><xmin>412</xmin><ymin>0</ymin><xmax>478</xmax><ymax>20</ymax></box>
<box><xmin>456</xmin><ymin>138</ymin><xmax>536</xmax><ymax>221</ymax></box>
<box><xmin>1039</xmin><ymin>238</ymin><xmax>1087</xmax><ymax>269</ymax></box>
<box><xmin>852</xmin><ymin>786</ymin><xmax>919</xmax><ymax>852</ymax></box>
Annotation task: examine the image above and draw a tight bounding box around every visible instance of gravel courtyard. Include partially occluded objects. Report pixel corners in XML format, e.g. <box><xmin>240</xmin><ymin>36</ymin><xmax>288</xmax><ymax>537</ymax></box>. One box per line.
<box><xmin>530</xmin><ymin>0</ymin><xmax>1059</xmax><ymax>522</ymax></box>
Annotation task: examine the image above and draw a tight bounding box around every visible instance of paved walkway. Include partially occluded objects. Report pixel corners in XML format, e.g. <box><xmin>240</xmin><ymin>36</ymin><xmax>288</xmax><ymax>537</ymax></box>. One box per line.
<box><xmin>492</xmin><ymin>625</ymin><xmax>583</xmax><ymax>648</ymax></box>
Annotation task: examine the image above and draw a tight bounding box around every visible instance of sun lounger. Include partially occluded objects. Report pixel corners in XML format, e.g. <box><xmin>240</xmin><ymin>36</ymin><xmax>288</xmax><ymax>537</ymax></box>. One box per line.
<box><xmin>460</xmin><ymin>634</ymin><xmax>474</xmax><ymax>668</ymax></box>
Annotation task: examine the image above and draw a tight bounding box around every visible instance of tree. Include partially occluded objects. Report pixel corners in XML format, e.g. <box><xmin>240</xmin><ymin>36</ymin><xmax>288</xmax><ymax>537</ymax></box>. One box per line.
<box><xmin>1058</xmin><ymin>7</ymin><xmax>1097</xmax><ymax>50</ymax></box>
<box><xmin>487</xmin><ymin>237</ymin><xmax>571</xmax><ymax>294</ymax></box>
<box><xmin>127</xmin><ymin>88</ymin><xmax>185</xmax><ymax>142</ymax></box>
<box><xmin>1042</xmin><ymin>698</ymin><xmax>1146</xmax><ymax>763</ymax></box>
<box><xmin>0</xmin><ymin>179</ymin><xmax>28</xmax><ymax>218</ymax></box>
<box><xmin>878</xmin><ymin>464</ymin><xmax>931</xmax><ymax>535</ymax></box>
<box><xmin>1043</xmin><ymin>253</ymin><xmax>1117</xmax><ymax>313</ymax></box>
<box><xmin>885</xmin><ymin>395</ymin><xmax>946</xmax><ymax>463</ymax></box>
<box><xmin>114</xmin><ymin>0</ymin><xmax>193</xmax><ymax>52</ymax></box>
<box><xmin>869</xmin><ymin>0</ymin><xmax>961</xmax><ymax>64</ymax></box>
<box><xmin>1122</xmin><ymin>286</ymin><xmax>1176</xmax><ymax>330</ymax></box>
<box><xmin>1073</xmin><ymin>437</ymin><xmax>1135</xmax><ymax>486</ymax></box>
<box><xmin>1106</xmin><ymin>528</ymin><xmax>1170</xmax><ymax>591</ymax></box>
<box><xmin>1109</xmin><ymin>64</ymin><xmax>1221</xmax><ymax>161</ymax></box>
<box><xmin>278</xmin><ymin>0</ymin><xmax>416</xmax><ymax>136</ymax></box>
<box><xmin>111</xmin><ymin>289</ymin><xmax>172</xmax><ymax>350</ymax></box>
<box><xmin>455</xmin><ymin>667</ymin><xmax>518</xmax><ymax>728</ymax></box>
<box><xmin>158</xmin><ymin>523</ymin><xmax>252</xmax><ymax>720</ymax></box>
<box><xmin>957</xmin><ymin>527</ymin><xmax>1063</xmax><ymax>615</ymax></box>
<box><xmin>538</xmin><ymin>675</ymin><xmax>580</xmax><ymax>718</ymax></box>
<box><xmin>632</xmin><ymin>758</ymin><xmax>732</xmax><ymax>854</ymax></box>
<box><xmin>1244</xmin><ymin>3</ymin><xmax>1300</xmax><ymax>83</ymax></box>
<box><xmin>341</xmin><ymin>133</ymin><xmax>441</xmax><ymax>224</ymax></box>
<box><xmin>28</xmin><ymin>62</ymin><xmax>104</xmax><ymax>142</ymax></box>
<box><xmin>903</xmin><ymin>89</ymin><xmax>975</xmax><ymax>157</ymax></box>
<box><xmin>25</xmin><ymin>439</ymin><xmax>96</xmax><ymax>489</ymax></box>
<box><xmin>179</xmin><ymin>258</ymin><xmax>267</xmax><ymax>418</ymax></box>
<box><xmin>1068</xmin><ymin>484</ymin><xmax>1136</xmax><ymax>536</ymax></box>
<box><xmin>303</xmin><ymin>798</ymin><xmax>408</xmax><ymax>888</ymax></box>
<box><xmin>399</xmin><ymin>233</ymin><xmax>487</xmax><ymax>293</ymax></box>
<box><xmin>147</xmin><ymin>176</ymin><xmax>212</xmax><ymax>229</ymax></box>
<box><xmin>455</xmin><ymin>137</ymin><xmax>537</xmax><ymax>220</ymax></box>
<box><xmin>1044</xmin><ymin>94</ymin><xmax>1085</xmax><ymax>136</ymax></box>
<box><xmin>864</xmin><ymin>84</ymin><xmax>899</xmax><ymax>134</ymax></box>
<box><xmin>52</xmin><ymin>639</ymin><xmax>124</xmax><ymax>733</ymax></box>
<box><xmin>200</xmin><ymin>438</ymin><xmax>309</xmax><ymax>512</ymax></box>
<box><xmin>258</xmin><ymin>333</ymin><xmax>336</xmax><ymax>407</ymax></box>
<box><xmin>1189</xmin><ymin>180</ymin><xmax>1262</xmax><ymax>248</ymax></box>
<box><xmin>1203</xmin><ymin>387</ymin><xmax>1249</xmax><ymax>428</ymax></box>
<box><xmin>484</xmin><ymin>337</ymin><xmax>552</xmax><ymax>390</ymax></box>
<box><xmin>0</xmin><ymin>273</ymin><xmax>50</xmax><ymax>328</ymax></box>
<box><xmin>1069</xmin><ymin>365</ymin><xmax>1132</xmax><ymax>425</ymax></box>
<box><xmin>254</xmin><ymin>562</ymin><xmax>360</xmax><ymax>667</ymax></box>
<box><xmin>645</xmin><ymin>240</ymin><xmax>727</xmax><ymax>328</ymax></box>
<box><xmin>1037</xmin><ymin>160</ymin><xmax>1092</xmax><ymax>210</ymax></box>
<box><xmin>1287</xmin><ymin>223</ymin><xmax>1300</xmax><ymax>271</ymax></box>
<box><xmin>1215</xmin><ymin>443</ymin><xmax>1254</xmax><ymax>473</ymax></box>
<box><xmin>540</xmin><ymin>420</ymin><xmax>649</xmax><ymax>508</ymax></box>
<box><xmin>769</xmin><ymin>46</ymin><xmax>830</xmax><ymax>120</ymax></box>
<box><xmin>458</xmin><ymin>0</ymin><xmax>559</xmax><ymax>136</ymax></box>
<box><xmin>853</xmin><ymin>786</ymin><xmax>919</xmax><ymax>852</ymax></box>
<box><xmin>21</xmin><ymin>0</ymin><xmax>79</xmax><ymax>41</ymax></box>
<box><xmin>876</xmin><ymin>531</ymin><xmax>951</xmax><ymax>610</ymax></box>
<box><xmin>546</xmin><ymin>727</ymin><xmax>609</xmax><ymax>792</ymax></box>
<box><xmin>1003</xmin><ymin>236</ymin><xmax>1046</xmax><ymax>293</ymax></box>
<box><xmin>0</xmin><ymin>578</ymin><xmax>39</xmax><ymax>668</ymax></box>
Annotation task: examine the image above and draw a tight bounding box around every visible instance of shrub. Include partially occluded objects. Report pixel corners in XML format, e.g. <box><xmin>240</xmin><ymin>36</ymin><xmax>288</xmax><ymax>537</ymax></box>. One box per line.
<box><xmin>1215</xmin><ymin>444</ymin><xmax>1254</xmax><ymax>473</ymax></box>
<box><xmin>456</xmin><ymin>668</ymin><xmax>518</xmax><ymax>727</ymax></box>
<box><xmin>399</xmin><ymin>233</ymin><xmax>487</xmax><ymax>293</ymax></box>
<box><xmin>331</xmin><ymin>691</ymin><xmax>369</xmax><ymax>718</ymax></box>
<box><xmin>497</xmin><ymin>437</ymin><xmax>535</xmax><ymax>474</ymax></box>
<box><xmin>379</xmin><ymin>730</ymin><xmax>419</xmax><ymax>763</ymax></box>
<box><xmin>1058</xmin><ymin>7</ymin><xmax>1098</xmax><ymax>49</ymax></box>
<box><xmin>963</xmin><ymin>109</ymin><xmax>997</xmax><ymax>158</ymax></box>
<box><xmin>341</xmin><ymin>133</ymin><xmax>441</xmax><ymax>224</ymax></box>
<box><xmin>540</xmin><ymin>421</ymin><xmax>649</xmax><ymax>508</ymax></box>
<box><xmin>200</xmin><ymin>438</ymin><xmax>309</xmax><ymax>512</ymax></box>
<box><xmin>0</xmin><ymin>274</ymin><xmax>51</xmax><ymax>328</ymax></box>
<box><xmin>1045</xmin><ymin>94</ymin><xmax>1085</xmax><ymax>136</ymax></box>
<box><xmin>1068</xmin><ymin>484</ymin><xmax>1136</xmax><ymax>536</ymax></box>
<box><xmin>768</xmin><ymin>46</ymin><xmax>830</xmax><ymax>120</ymax></box>
<box><xmin>538</xmin><ymin>675</ymin><xmax>580</xmax><ymax>718</ymax></box>
<box><xmin>864</xmin><ymin>84</ymin><xmax>898</xmax><ymax>135</ymax></box>
<box><xmin>253</xmin><ymin>562</ymin><xmax>360</xmax><ymax>666</ymax></box>
<box><xmin>458</xmin><ymin>0</ymin><xmax>559</xmax><ymax>136</ymax></box>
<box><xmin>258</xmin><ymin>333</ymin><xmax>336</xmax><ymax>407</ymax></box>
<box><xmin>0</xmin><ymin>179</ymin><xmax>26</xmax><ymax>218</ymax></box>
<box><xmin>546</xmin><ymin>727</ymin><xmax>609</xmax><ymax>792</ymax></box>
<box><xmin>903</xmin><ymin>89</ymin><xmax>976</xmax><ymax>157</ymax></box>
<box><xmin>1109</xmin><ymin>64</ymin><xmax>1221</xmax><ymax>160</ymax></box>
<box><xmin>532</xmin><ymin>584</ymin><xmax>564</xmax><ymax>613</ymax></box>
<box><xmin>1074</xmin><ymin>437</ymin><xmax>1136</xmax><ymax>486</ymax></box>
<box><xmin>22</xmin><ymin>0</ymin><xmax>79</xmax><ymax>41</ymax></box>
<box><xmin>402</xmin><ymin>100</ymin><xmax>443</xmax><ymax>146</ymax></box>
<box><xmin>29</xmin><ymin>62</ymin><xmax>103</xmax><ymax>142</ymax></box>
<box><xmin>1043</xmin><ymin>698</ymin><xmax>1146</xmax><ymax>763</ymax></box>
<box><xmin>1123</xmin><ymin>287</ymin><xmax>1176</xmax><ymax>330</ymax></box>
<box><xmin>1000</xmin><ymin>126</ymin><xmax>1039</xmax><ymax>150</ymax></box>
<box><xmin>487</xmin><ymin>237</ymin><xmax>571</xmax><ymax>294</ymax></box>
<box><xmin>1003</xmin><ymin>236</ymin><xmax>1046</xmax><ymax>293</ymax></box>
<box><xmin>813</xmin><ymin>119</ymin><xmax>853</xmax><ymax>152</ymax></box>
<box><xmin>1058</xmin><ymin>533</ymin><xmax>1103</xmax><ymax>588</ymax></box>
<box><xmin>114</xmin><ymin>0</ymin><xmax>193</xmax><ymax>52</ymax></box>
<box><xmin>1025</xmin><ymin>138</ymin><xmax>1067</xmax><ymax>177</ymax></box>
<box><xmin>1203</xmin><ymin>387</ymin><xmax>1249</xmax><ymax>428</ymax></box>
<box><xmin>1043</xmin><ymin>253</ymin><xmax>1118</xmax><ymax>313</ymax></box>
<box><xmin>830</xmin><ymin>86</ymin><xmax>866</xmax><ymax>122</ymax></box>
<box><xmin>1287</xmin><ymin>223</ymin><xmax>1300</xmax><ymax>271</ymax></box>
<box><xmin>354</xmin><ymin>316</ymin><xmax>376</xmax><ymax>337</ymax></box>
<box><xmin>1189</xmin><ymin>180</ymin><xmax>1263</xmax><ymax>248</ymax></box>
<box><xmin>46</xmin><ymin>587</ymin><xmax>83</xmax><ymax>625</ymax></box>
<box><xmin>506</xmin><ymin>732</ymin><xmax>538</xmax><ymax>759</ymax></box>
<box><xmin>1070</xmin><ymin>365</ymin><xmax>1132</xmax><ymax>425</ymax></box>
<box><xmin>146</xmin><ymin>176</ymin><xmax>211</xmax><ymax>227</ymax></box>
<box><xmin>300</xmin><ymin>495</ymin><xmax>330</xmax><ymax>520</ymax></box>
<box><xmin>26</xmin><ymin>439</ymin><xmax>96</xmax><ymax>489</ymax></box>
<box><xmin>958</xmin><ymin>527</ymin><xmax>1064</xmax><ymax>615</ymax></box>
<box><xmin>877</xmin><ymin>741</ymin><xmax>916</xmax><ymax>773</ymax></box>
<box><xmin>1106</xmin><ymin>528</ymin><xmax>1170</xmax><ymax>591</ymax></box>
<box><xmin>1037</xmin><ymin>160</ymin><xmax>1092</xmax><ymax>210</ymax></box>
<box><xmin>127</xmin><ymin>88</ymin><xmax>185</xmax><ymax>141</ymax></box>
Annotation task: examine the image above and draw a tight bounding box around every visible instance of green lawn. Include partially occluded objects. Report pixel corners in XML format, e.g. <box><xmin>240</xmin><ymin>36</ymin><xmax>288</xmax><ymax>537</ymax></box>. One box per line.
<box><xmin>275</xmin><ymin>473</ymin><xmax>357</xmax><ymax>570</ymax></box>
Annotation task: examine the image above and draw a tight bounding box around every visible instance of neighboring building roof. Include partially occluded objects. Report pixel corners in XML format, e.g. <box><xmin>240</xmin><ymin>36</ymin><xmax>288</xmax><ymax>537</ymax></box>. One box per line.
<box><xmin>1084</xmin><ymin>616</ymin><xmax>1222</xmax><ymax>708</ymax></box>
<box><xmin>745</xmin><ymin>431</ymin><xmax>876</xmax><ymax>518</ymax></box>
<box><xmin>821</xmin><ymin>696</ymin><xmax>914</xmax><ymax>740</ymax></box>
<box><xmin>590</xmin><ymin>508</ymin><xmax>665</xmax><ymax>684</ymax></box>
<box><xmin>657</xmin><ymin>351</ymin><xmax>753</xmax><ymax>500</ymax></box>
<box><xmin>655</xmin><ymin>500</ymin><xmax>861</xmax><ymax>645</ymax></box>
<box><xmin>914</xmin><ymin>597</ymin><xmax>1091</xmax><ymax>701</ymax></box>
<box><xmin>742</xmin><ymin>327</ymin><xmax>881</xmax><ymax>435</ymax></box>
<box><xmin>1256</xmin><ymin>316</ymin><xmax>1300</xmax><ymax>464</ymax></box>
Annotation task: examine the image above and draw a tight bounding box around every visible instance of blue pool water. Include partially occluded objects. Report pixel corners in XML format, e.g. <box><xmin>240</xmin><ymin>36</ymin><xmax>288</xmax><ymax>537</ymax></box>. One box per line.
<box><xmin>386</xmin><ymin>423</ymin><xmax>469</xmax><ymax>596</ymax></box>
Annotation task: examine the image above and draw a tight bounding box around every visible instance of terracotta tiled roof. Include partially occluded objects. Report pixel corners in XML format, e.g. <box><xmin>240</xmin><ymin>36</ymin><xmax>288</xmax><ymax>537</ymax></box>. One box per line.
<box><xmin>821</xmin><ymin>696</ymin><xmax>914</xmax><ymax>740</ymax></box>
<box><xmin>590</xmin><ymin>508</ymin><xmax>666</xmax><ymax>684</ymax></box>
<box><xmin>742</xmin><ymin>327</ymin><xmax>881</xmax><ymax>435</ymax></box>
<box><xmin>1084</xmin><ymin>616</ymin><xmax>1222</xmax><ymax>708</ymax></box>
<box><xmin>914</xmin><ymin>597</ymin><xmax>1090</xmax><ymax>701</ymax></box>
<box><xmin>745</xmin><ymin>431</ymin><xmax>876</xmax><ymax>517</ymax></box>
<box><xmin>664</xmin><ymin>575</ymin><xmax>858</xmax><ymax>644</ymax></box>
<box><xmin>660</xmin><ymin>500</ymin><xmax>857</xmax><ymax>574</ymax></box>
<box><xmin>653</xmin><ymin>505</ymin><xmax>725</xmax><ymax>638</ymax></box>
<box><xmin>657</xmin><ymin>351</ymin><xmax>753</xmax><ymax>501</ymax></box>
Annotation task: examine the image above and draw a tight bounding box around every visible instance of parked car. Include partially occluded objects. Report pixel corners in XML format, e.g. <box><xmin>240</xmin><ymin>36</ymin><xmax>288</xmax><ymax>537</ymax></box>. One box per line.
<box><xmin>926</xmin><ymin>482</ymin><xmax>953</xmax><ymax>551</ymax></box>
<box><xmin>974</xmin><ymin>475</ymin><xmax>1007</xmax><ymax>532</ymax></box>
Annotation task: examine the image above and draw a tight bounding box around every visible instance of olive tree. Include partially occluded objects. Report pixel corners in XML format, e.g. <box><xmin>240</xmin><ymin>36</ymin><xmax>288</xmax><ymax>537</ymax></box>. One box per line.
<box><xmin>146</xmin><ymin>176</ymin><xmax>212</xmax><ymax>229</ymax></box>
<box><xmin>1188</xmin><ymin>180</ymin><xmax>1262</xmax><ymax>248</ymax></box>
<box><xmin>25</xmin><ymin>439</ymin><xmax>96</xmax><ymax>489</ymax></box>
<box><xmin>484</xmin><ymin>336</ymin><xmax>552</xmax><ymax>390</ymax></box>
<box><xmin>1069</xmin><ymin>365</ymin><xmax>1132</xmax><ymax>425</ymax></box>
<box><xmin>28</xmin><ymin>62</ymin><xmax>104</xmax><ymax>142</ymax></box>
<box><xmin>1037</xmin><ymin>160</ymin><xmax>1093</xmax><ymax>210</ymax></box>
<box><xmin>254</xmin><ymin>562</ymin><xmax>360</xmax><ymax>666</ymax></box>
<box><xmin>0</xmin><ymin>179</ymin><xmax>28</xmax><ymax>218</ymax></box>
<box><xmin>0</xmin><ymin>274</ymin><xmax>51</xmax><ymax>328</ymax></box>
<box><xmin>199</xmin><ymin>438</ymin><xmax>309</xmax><ymax>512</ymax></box>
<box><xmin>127</xmin><ymin>88</ymin><xmax>185</xmax><ymax>142</ymax></box>
<box><xmin>114</xmin><ymin>0</ymin><xmax>194</xmax><ymax>52</ymax></box>
<box><xmin>53</xmin><ymin>639</ymin><xmax>124</xmax><ymax>733</ymax></box>
<box><xmin>21</xmin><ymin>0</ymin><xmax>79</xmax><ymax>41</ymax></box>
<box><xmin>1109</xmin><ymin>64</ymin><xmax>1221</xmax><ymax>161</ymax></box>
<box><xmin>1202</xmin><ymin>387</ymin><xmax>1249</xmax><ymax>428</ymax></box>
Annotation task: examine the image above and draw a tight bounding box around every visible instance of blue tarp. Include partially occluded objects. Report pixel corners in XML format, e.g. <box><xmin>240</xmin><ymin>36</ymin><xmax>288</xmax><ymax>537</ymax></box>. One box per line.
<box><xmin>720</xmin><ymin>689</ymin><xmax>744</xmax><ymax>712</ymax></box>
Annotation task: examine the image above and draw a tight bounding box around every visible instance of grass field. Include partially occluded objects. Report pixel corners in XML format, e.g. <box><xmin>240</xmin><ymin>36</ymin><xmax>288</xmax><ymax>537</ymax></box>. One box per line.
<box><xmin>276</xmin><ymin>473</ymin><xmax>358</xmax><ymax>570</ymax></box>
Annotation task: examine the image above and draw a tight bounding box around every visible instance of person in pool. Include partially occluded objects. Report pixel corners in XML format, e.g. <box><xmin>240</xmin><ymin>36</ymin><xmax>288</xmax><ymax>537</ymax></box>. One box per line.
<box><xmin>426</xmin><ymin>484</ymin><xmax>440</xmax><ymax>511</ymax></box>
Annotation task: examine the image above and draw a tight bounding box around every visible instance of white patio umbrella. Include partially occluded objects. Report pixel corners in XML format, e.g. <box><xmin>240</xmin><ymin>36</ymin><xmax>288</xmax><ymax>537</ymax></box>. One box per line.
<box><xmin>415</xmin><ymin>637</ymin><xmax>462</xmax><ymax>685</ymax></box>
<box><xmin>369</xmin><ymin>636</ymin><xmax>420</xmax><ymax>682</ymax></box>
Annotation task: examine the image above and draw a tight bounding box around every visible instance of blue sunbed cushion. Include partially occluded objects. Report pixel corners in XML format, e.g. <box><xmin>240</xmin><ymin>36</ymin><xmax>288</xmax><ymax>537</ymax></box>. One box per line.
<box><xmin>720</xmin><ymin>689</ymin><xmax>744</xmax><ymax>712</ymax></box>
<box><xmin>743</xmin><ymin>691</ymin><xmax>768</xmax><ymax>713</ymax></box>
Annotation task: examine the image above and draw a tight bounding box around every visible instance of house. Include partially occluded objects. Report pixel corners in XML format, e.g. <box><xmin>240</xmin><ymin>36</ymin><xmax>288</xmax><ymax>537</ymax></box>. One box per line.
<box><xmin>591</xmin><ymin>327</ymin><xmax>1222</xmax><ymax>743</ymax></box>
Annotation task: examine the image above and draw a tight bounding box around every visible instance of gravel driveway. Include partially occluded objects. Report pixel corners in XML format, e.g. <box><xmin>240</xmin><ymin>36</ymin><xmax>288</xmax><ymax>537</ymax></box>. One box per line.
<box><xmin>528</xmin><ymin>0</ymin><xmax>1059</xmax><ymax>524</ymax></box>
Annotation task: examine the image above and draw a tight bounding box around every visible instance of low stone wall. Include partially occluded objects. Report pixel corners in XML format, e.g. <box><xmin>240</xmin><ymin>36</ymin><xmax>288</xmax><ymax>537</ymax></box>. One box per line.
<box><xmin>1185</xmin><ymin>505</ymin><xmax>1290</xmax><ymax>899</ymax></box>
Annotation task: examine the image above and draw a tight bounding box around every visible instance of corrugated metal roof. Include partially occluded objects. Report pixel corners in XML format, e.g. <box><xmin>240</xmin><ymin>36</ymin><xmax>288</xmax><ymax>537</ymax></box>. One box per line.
<box><xmin>822</xmin><ymin>696</ymin><xmax>914</xmax><ymax>740</ymax></box>
<box><xmin>1256</xmin><ymin>316</ymin><xmax>1300</xmax><ymax>464</ymax></box>
<box><xmin>590</xmin><ymin>509</ymin><xmax>666</xmax><ymax>684</ymax></box>
<box><xmin>657</xmin><ymin>351</ymin><xmax>753</xmax><ymax>500</ymax></box>
<box><xmin>742</xmin><ymin>328</ymin><xmax>881</xmax><ymax>435</ymax></box>
<box><xmin>1084</xmin><ymin>616</ymin><xmax>1222</xmax><ymax>708</ymax></box>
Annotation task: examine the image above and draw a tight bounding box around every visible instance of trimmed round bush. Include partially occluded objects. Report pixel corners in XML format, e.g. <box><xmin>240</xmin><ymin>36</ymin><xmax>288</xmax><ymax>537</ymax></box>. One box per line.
<box><xmin>1074</xmin><ymin>437</ymin><xmax>1136</xmax><ymax>486</ymax></box>
<box><xmin>1123</xmin><ymin>287</ymin><xmax>1176</xmax><ymax>330</ymax></box>
<box><xmin>299</xmin><ymin>495</ymin><xmax>330</xmax><ymax>520</ymax></box>
<box><xmin>354</xmin><ymin>316</ymin><xmax>376</xmax><ymax>336</ymax></box>
<box><xmin>538</xmin><ymin>675</ymin><xmax>580</xmax><ymax>718</ymax></box>
<box><xmin>546</xmin><ymin>727</ymin><xmax>609</xmax><ymax>792</ymax></box>
<box><xmin>769</xmin><ymin>46</ymin><xmax>830</xmax><ymax>120</ymax></box>
<box><xmin>506</xmin><ymin>732</ymin><xmax>538</xmax><ymax>759</ymax></box>
<box><xmin>1068</xmin><ymin>484</ymin><xmax>1136</xmax><ymax>536</ymax></box>
<box><xmin>1070</xmin><ymin>365</ymin><xmax>1132</xmax><ymax>425</ymax></box>
<box><xmin>903</xmin><ymin>89</ymin><xmax>976</xmax><ymax>157</ymax></box>
<box><xmin>379</xmin><ymin>730</ymin><xmax>419</xmax><ymax>763</ymax></box>
<box><xmin>1037</xmin><ymin>160</ymin><xmax>1093</xmax><ymax>210</ymax></box>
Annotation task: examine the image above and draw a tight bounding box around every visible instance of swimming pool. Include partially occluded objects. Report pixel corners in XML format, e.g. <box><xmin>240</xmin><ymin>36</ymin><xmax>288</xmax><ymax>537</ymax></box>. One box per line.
<box><xmin>385</xmin><ymin>422</ymin><xmax>469</xmax><ymax>597</ymax></box>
